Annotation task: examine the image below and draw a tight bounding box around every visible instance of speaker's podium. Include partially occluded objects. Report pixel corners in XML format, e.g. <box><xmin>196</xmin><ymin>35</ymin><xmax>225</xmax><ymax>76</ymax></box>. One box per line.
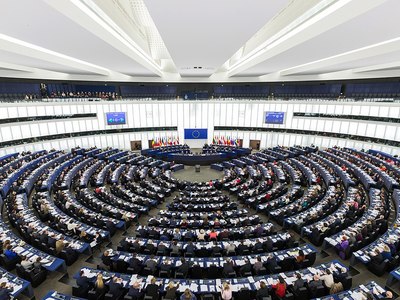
<box><xmin>195</xmin><ymin>165</ymin><xmax>200</xmax><ymax>172</ymax></box>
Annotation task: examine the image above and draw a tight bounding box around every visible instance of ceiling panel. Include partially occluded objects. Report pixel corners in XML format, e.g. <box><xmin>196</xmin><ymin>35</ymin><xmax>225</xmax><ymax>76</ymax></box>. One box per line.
<box><xmin>1</xmin><ymin>0</ymin><xmax>155</xmax><ymax>76</ymax></box>
<box><xmin>0</xmin><ymin>49</ymin><xmax>99</xmax><ymax>75</ymax></box>
<box><xmin>293</xmin><ymin>50</ymin><xmax>400</xmax><ymax>75</ymax></box>
<box><xmin>145</xmin><ymin>0</ymin><xmax>290</xmax><ymax>74</ymax></box>
<box><xmin>238</xmin><ymin>0</ymin><xmax>400</xmax><ymax>77</ymax></box>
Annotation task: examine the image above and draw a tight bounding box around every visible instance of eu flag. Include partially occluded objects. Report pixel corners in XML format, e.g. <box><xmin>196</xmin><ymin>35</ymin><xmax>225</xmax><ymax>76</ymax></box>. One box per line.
<box><xmin>184</xmin><ymin>129</ymin><xmax>208</xmax><ymax>139</ymax></box>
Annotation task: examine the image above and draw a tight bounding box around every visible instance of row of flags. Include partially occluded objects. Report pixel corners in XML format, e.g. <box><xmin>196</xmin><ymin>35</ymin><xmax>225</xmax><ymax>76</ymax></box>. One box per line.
<box><xmin>151</xmin><ymin>136</ymin><xmax>180</xmax><ymax>148</ymax></box>
<box><xmin>212</xmin><ymin>135</ymin><xmax>240</xmax><ymax>146</ymax></box>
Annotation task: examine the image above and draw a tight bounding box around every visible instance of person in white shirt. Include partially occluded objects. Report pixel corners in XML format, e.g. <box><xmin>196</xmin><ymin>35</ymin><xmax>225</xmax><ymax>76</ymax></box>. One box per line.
<box><xmin>320</xmin><ymin>269</ymin><xmax>334</xmax><ymax>288</ymax></box>
<box><xmin>67</xmin><ymin>221</ymin><xmax>78</xmax><ymax>232</ymax></box>
<box><xmin>20</xmin><ymin>255</ymin><xmax>33</xmax><ymax>270</ymax></box>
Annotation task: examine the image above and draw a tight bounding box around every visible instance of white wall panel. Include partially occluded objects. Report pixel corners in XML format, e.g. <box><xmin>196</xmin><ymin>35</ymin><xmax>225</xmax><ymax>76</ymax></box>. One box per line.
<box><xmin>0</xmin><ymin>100</ymin><xmax>399</xmax><ymax>155</ymax></box>
<box><xmin>374</xmin><ymin>124</ymin><xmax>386</xmax><ymax>139</ymax></box>
<box><xmin>20</xmin><ymin>124</ymin><xmax>32</xmax><ymax>138</ymax></box>
<box><xmin>357</xmin><ymin>123</ymin><xmax>367</xmax><ymax>136</ymax></box>
<box><xmin>360</xmin><ymin>105</ymin><xmax>370</xmax><ymax>116</ymax></box>
<box><xmin>388</xmin><ymin>106</ymin><xmax>399</xmax><ymax>118</ymax></box>
<box><xmin>342</xmin><ymin>105</ymin><xmax>352</xmax><ymax>114</ymax></box>
<box><xmin>7</xmin><ymin>107</ymin><xmax>18</xmax><ymax>118</ymax></box>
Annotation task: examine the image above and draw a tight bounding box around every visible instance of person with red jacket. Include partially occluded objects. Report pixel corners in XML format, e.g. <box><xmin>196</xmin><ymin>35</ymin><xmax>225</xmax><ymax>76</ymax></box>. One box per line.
<box><xmin>272</xmin><ymin>275</ymin><xmax>287</xmax><ymax>298</ymax></box>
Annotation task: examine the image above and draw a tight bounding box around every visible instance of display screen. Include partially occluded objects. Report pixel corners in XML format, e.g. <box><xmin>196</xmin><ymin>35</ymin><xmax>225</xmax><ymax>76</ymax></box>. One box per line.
<box><xmin>265</xmin><ymin>112</ymin><xmax>285</xmax><ymax>124</ymax></box>
<box><xmin>106</xmin><ymin>112</ymin><xmax>126</xmax><ymax>125</ymax></box>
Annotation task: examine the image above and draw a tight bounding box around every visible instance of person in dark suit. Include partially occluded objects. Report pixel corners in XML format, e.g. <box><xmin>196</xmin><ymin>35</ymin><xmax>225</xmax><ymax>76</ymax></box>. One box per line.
<box><xmin>129</xmin><ymin>253</ymin><xmax>142</xmax><ymax>273</ymax></box>
<box><xmin>265</xmin><ymin>254</ymin><xmax>278</xmax><ymax>271</ymax></box>
<box><xmin>76</xmin><ymin>270</ymin><xmax>90</xmax><ymax>290</ymax></box>
<box><xmin>370</xmin><ymin>249</ymin><xmax>384</xmax><ymax>264</ymax></box>
<box><xmin>157</xmin><ymin>242</ymin><xmax>167</xmax><ymax>255</ymax></box>
<box><xmin>0</xmin><ymin>282</ymin><xmax>13</xmax><ymax>300</ymax></box>
<box><xmin>333</xmin><ymin>267</ymin><xmax>348</xmax><ymax>283</ymax></box>
<box><xmin>223</xmin><ymin>258</ymin><xmax>236</xmax><ymax>277</ymax></box>
<box><xmin>165</xmin><ymin>281</ymin><xmax>179</xmax><ymax>299</ymax></box>
<box><xmin>101</xmin><ymin>250</ymin><xmax>115</xmax><ymax>269</ymax></box>
<box><xmin>265</xmin><ymin>237</ymin><xmax>274</xmax><ymax>252</ymax></box>
<box><xmin>128</xmin><ymin>281</ymin><xmax>143</xmax><ymax>299</ymax></box>
<box><xmin>185</xmin><ymin>241</ymin><xmax>196</xmax><ymax>255</ymax></box>
<box><xmin>239</xmin><ymin>258</ymin><xmax>252</xmax><ymax>276</ymax></box>
<box><xmin>39</xmin><ymin>231</ymin><xmax>49</xmax><ymax>245</ymax></box>
<box><xmin>145</xmin><ymin>240</ymin><xmax>156</xmax><ymax>254</ymax></box>
<box><xmin>160</xmin><ymin>258</ymin><xmax>172</xmax><ymax>274</ymax></box>
<box><xmin>308</xmin><ymin>274</ymin><xmax>323</xmax><ymax>296</ymax></box>
<box><xmin>47</xmin><ymin>234</ymin><xmax>57</xmax><ymax>248</ymax></box>
<box><xmin>256</xmin><ymin>281</ymin><xmax>269</xmax><ymax>300</ymax></box>
<box><xmin>145</xmin><ymin>277</ymin><xmax>160</xmax><ymax>300</ymax></box>
<box><xmin>177</xmin><ymin>258</ymin><xmax>190</xmax><ymax>277</ymax></box>
<box><xmin>211</xmin><ymin>241</ymin><xmax>222</xmax><ymax>256</ymax></box>
<box><xmin>109</xmin><ymin>276</ymin><xmax>124</xmax><ymax>299</ymax></box>
<box><xmin>144</xmin><ymin>255</ymin><xmax>157</xmax><ymax>272</ymax></box>
<box><xmin>236</xmin><ymin>241</ymin><xmax>248</xmax><ymax>255</ymax></box>
<box><xmin>286</xmin><ymin>233</ymin><xmax>296</xmax><ymax>248</ymax></box>
<box><xmin>253</xmin><ymin>239</ymin><xmax>264</xmax><ymax>253</ymax></box>
<box><xmin>130</xmin><ymin>239</ymin><xmax>141</xmax><ymax>253</ymax></box>
<box><xmin>293</xmin><ymin>273</ymin><xmax>305</xmax><ymax>293</ymax></box>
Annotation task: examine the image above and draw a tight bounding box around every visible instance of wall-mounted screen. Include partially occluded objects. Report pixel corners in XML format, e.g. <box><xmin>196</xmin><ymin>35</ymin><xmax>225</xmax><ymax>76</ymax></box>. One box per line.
<box><xmin>265</xmin><ymin>112</ymin><xmax>285</xmax><ymax>124</ymax></box>
<box><xmin>106</xmin><ymin>112</ymin><xmax>126</xmax><ymax>125</ymax></box>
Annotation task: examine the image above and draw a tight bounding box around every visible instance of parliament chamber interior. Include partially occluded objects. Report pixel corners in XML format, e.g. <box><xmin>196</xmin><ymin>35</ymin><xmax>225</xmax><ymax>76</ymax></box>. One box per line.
<box><xmin>1</xmin><ymin>0</ymin><xmax>400</xmax><ymax>299</ymax></box>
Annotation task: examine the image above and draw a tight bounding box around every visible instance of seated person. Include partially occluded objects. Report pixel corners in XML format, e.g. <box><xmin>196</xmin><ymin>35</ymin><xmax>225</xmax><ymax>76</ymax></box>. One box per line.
<box><xmin>239</xmin><ymin>258</ymin><xmax>252</xmax><ymax>276</ymax></box>
<box><xmin>32</xmin><ymin>257</ymin><xmax>44</xmax><ymax>274</ymax></box>
<box><xmin>295</xmin><ymin>249</ymin><xmax>306</xmax><ymax>267</ymax></box>
<box><xmin>222</xmin><ymin>258</ymin><xmax>236</xmax><ymax>277</ymax></box>
<box><xmin>211</xmin><ymin>241</ymin><xmax>222</xmax><ymax>256</ymax></box>
<box><xmin>144</xmin><ymin>255</ymin><xmax>157</xmax><ymax>272</ymax></box>
<box><xmin>55</xmin><ymin>236</ymin><xmax>65</xmax><ymax>254</ymax></box>
<box><xmin>101</xmin><ymin>250</ymin><xmax>115</xmax><ymax>269</ymax></box>
<box><xmin>177</xmin><ymin>257</ymin><xmax>190</xmax><ymax>277</ymax></box>
<box><xmin>109</xmin><ymin>276</ymin><xmax>124</xmax><ymax>299</ymax></box>
<box><xmin>381</xmin><ymin>244</ymin><xmax>392</xmax><ymax>261</ymax></box>
<box><xmin>184</xmin><ymin>241</ymin><xmax>196</xmax><ymax>255</ymax></box>
<box><xmin>0</xmin><ymin>282</ymin><xmax>13</xmax><ymax>300</ymax></box>
<box><xmin>208</xmin><ymin>229</ymin><xmax>218</xmax><ymax>241</ymax></box>
<box><xmin>308</xmin><ymin>274</ymin><xmax>323</xmax><ymax>296</ymax></box>
<box><xmin>180</xmin><ymin>288</ymin><xmax>196</xmax><ymax>300</ymax></box>
<box><xmin>20</xmin><ymin>255</ymin><xmax>33</xmax><ymax>270</ymax></box>
<box><xmin>128</xmin><ymin>252</ymin><xmax>142</xmax><ymax>273</ymax></box>
<box><xmin>370</xmin><ymin>249</ymin><xmax>384</xmax><ymax>264</ymax></box>
<box><xmin>94</xmin><ymin>274</ymin><xmax>106</xmax><ymax>294</ymax></box>
<box><xmin>197</xmin><ymin>229</ymin><xmax>206</xmax><ymax>241</ymax></box>
<box><xmin>76</xmin><ymin>270</ymin><xmax>90</xmax><ymax>290</ymax></box>
<box><xmin>165</xmin><ymin>281</ymin><xmax>179</xmax><ymax>299</ymax></box>
<box><xmin>320</xmin><ymin>269</ymin><xmax>334</xmax><ymax>289</ymax></box>
<box><xmin>145</xmin><ymin>277</ymin><xmax>160</xmax><ymax>300</ymax></box>
<box><xmin>272</xmin><ymin>275</ymin><xmax>286</xmax><ymax>298</ymax></box>
<box><xmin>3</xmin><ymin>245</ymin><xmax>18</xmax><ymax>261</ymax></box>
<box><xmin>256</xmin><ymin>281</ymin><xmax>269</xmax><ymax>300</ymax></box>
<box><xmin>292</xmin><ymin>272</ymin><xmax>305</xmax><ymax>293</ymax></box>
<box><xmin>128</xmin><ymin>281</ymin><xmax>143</xmax><ymax>299</ymax></box>
<box><xmin>225</xmin><ymin>243</ymin><xmax>236</xmax><ymax>255</ymax></box>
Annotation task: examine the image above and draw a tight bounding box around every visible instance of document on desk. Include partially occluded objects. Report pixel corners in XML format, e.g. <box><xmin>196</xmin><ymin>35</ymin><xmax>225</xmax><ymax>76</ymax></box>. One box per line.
<box><xmin>247</xmin><ymin>276</ymin><xmax>255</xmax><ymax>283</ymax></box>
<box><xmin>178</xmin><ymin>284</ymin><xmax>189</xmax><ymax>292</ymax></box>
<box><xmin>200</xmin><ymin>285</ymin><xmax>208</xmax><ymax>292</ymax></box>
<box><xmin>285</xmin><ymin>276</ymin><xmax>296</xmax><ymax>285</ymax></box>
<box><xmin>189</xmin><ymin>283</ymin><xmax>198</xmax><ymax>291</ymax></box>
<box><xmin>12</xmin><ymin>284</ymin><xmax>23</xmax><ymax>294</ymax></box>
